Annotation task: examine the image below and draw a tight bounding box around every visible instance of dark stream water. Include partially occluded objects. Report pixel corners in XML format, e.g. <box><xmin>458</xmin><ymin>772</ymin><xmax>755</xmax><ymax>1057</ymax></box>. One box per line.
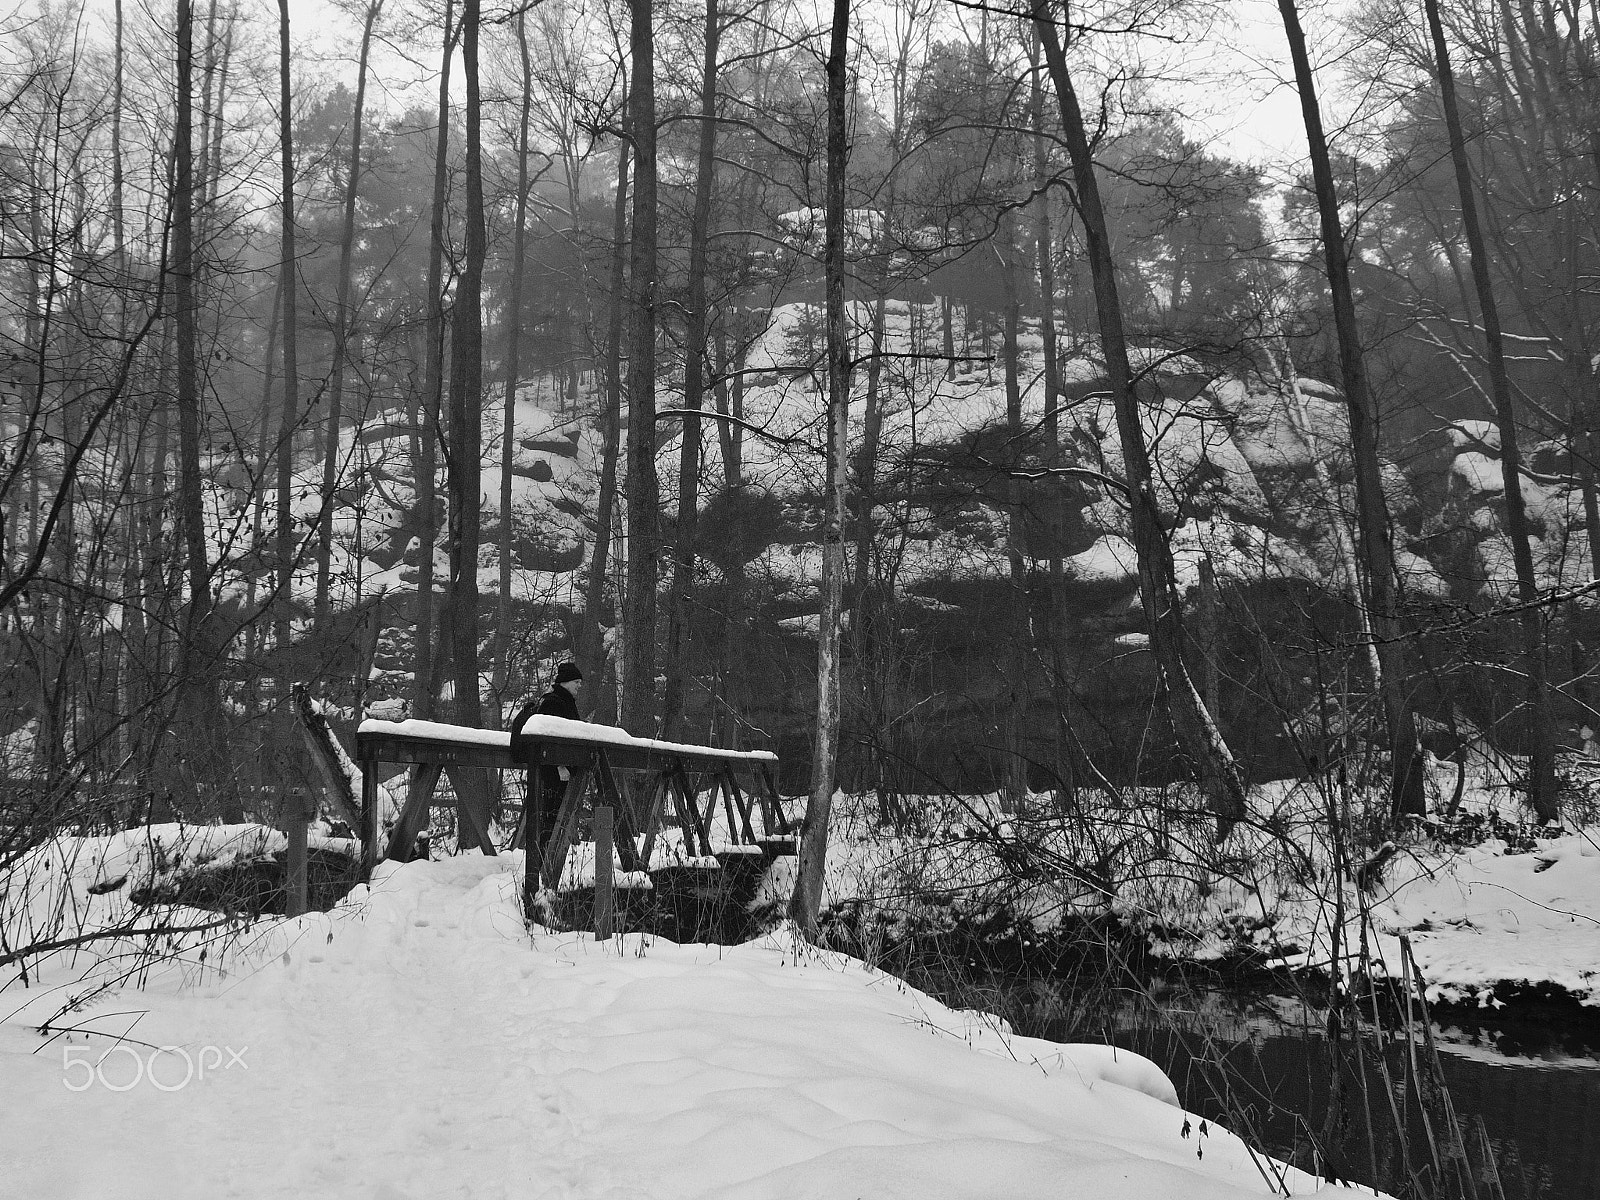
<box><xmin>928</xmin><ymin>972</ymin><xmax>1600</xmax><ymax>1200</ymax></box>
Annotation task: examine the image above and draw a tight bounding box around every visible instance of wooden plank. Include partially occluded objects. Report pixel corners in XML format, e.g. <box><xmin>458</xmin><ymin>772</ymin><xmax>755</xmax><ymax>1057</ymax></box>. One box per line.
<box><xmin>385</xmin><ymin>762</ymin><xmax>442</xmax><ymax>862</ymax></box>
<box><xmin>593</xmin><ymin>805</ymin><xmax>614</xmax><ymax>940</ymax></box>
<box><xmin>444</xmin><ymin>765</ymin><xmax>497</xmax><ymax>856</ymax></box>
<box><xmin>538</xmin><ymin>765</ymin><xmax>592</xmax><ymax>889</ymax></box>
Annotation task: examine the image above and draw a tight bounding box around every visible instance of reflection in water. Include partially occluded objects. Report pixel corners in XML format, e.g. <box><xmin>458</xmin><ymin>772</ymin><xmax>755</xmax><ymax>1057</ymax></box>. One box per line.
<box><xmin>960</xmin><ymin>976</ymin><xmax>1600</xmax><ymax>1200</ymax></box>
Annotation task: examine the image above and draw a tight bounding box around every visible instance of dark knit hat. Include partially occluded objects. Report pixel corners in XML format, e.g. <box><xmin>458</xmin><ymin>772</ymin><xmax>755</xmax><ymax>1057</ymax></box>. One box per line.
<box><xmin>555</xmin><ymin>661</ymin><xmax>584</xmax><ymax>684</ymax></box>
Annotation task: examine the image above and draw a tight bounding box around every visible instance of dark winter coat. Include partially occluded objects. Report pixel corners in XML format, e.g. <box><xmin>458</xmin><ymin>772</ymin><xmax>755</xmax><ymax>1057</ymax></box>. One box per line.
<box><xmin>511</xmin><ymin>684</ymin><xmax>582</xmax><ymax>853</ymax></box>
<box><xmin>510</xmin><ymin>684</ymin><xmax>580</xmax><ymax>756</ymax></box>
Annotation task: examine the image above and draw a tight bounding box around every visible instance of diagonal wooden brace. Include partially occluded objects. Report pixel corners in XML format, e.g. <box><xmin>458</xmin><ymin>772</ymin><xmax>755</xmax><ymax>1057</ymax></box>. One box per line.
<box><xmin>538</xmin><ymin>764</ymin><xmax>592</xmax><ymax>889</ymax></box>
<box><xmin>593</xmin><ymin>750</ymin><xmax>644</xmax><ymax>872</ymax></box>
<box><xmin>637</xmin><ymin>771</ymin><xmax>670</xmax><ymax>870</ymax></box>
<box><xmin>757</xmin><ymin>763</ymin><xmax>789</xmax><ymax>834</ymax></box>
<box><xmin>723</xmin><ymin>767</ymin><xmax>757</xmax><ymax>845</ymax></box>
<box><xmin>672</xmin><ymin>760</ymin><xmax>712</xmax><ymax>858</ymax></box>
<box><xmin>385</xmin><ymin>762</ymin><xmax>443</xmax><ymax>862</ymax></box>
<box><xmin>444</xmin><ymin>765</ymin><xmax>498</xmax><ymax>855</ymax></box>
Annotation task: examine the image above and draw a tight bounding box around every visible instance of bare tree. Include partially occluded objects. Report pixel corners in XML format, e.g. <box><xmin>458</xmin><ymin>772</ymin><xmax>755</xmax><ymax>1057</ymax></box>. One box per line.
<box><xmin>447</xmin><ymin>0</ymin><xmax>487</xmax><ymax>736</ymax></box>
<box><xmin>662</xmin><ymin>0</ymin><xmax>722</xmax><ymax>737</ymax></box>
<box><xmin>623</xmin><ymin>0</ymin><xmax>660</xmax><ymax>733</ymax></box>
<box><xmin>414</xmin><ymin>0</ymin><xmax>457</xmax><ymax>721</ymax></box>
<box><xmin>575</xmin><ymin>108</ymin><xmax>630</xmax><ymax>715</ymax></box>
<box><xmin>175</xmin><ymin>0</ymin><xmax>231</xmax><ymax>815</ymax></box>
<box><xmin>315</xmin><ymin>0</ymin><xmax>384</xmax><ymax>631</ymax></box>
<box><xmin>274</xmin><ymin>0</ymin><xmax>301</xmax><ymax>658</ymax></box>
<box><xmin>491</xmin><ymin>7</ymin><xmax>537</xmax><ymax>721</ymax></box>
<box><xmin>1278</xmin><ymin>0</ymin><xmax>1426</xmax><ymax>820</ymax></box>
<box><xmin>1421</xmin><ymin>0</ymin><xmax>1557</xmax><ymax>820</ymax></box>
<box><xmin>790</xmin><ymin>0</ymin><xmax>851</xmax><ymax>936</ymax></box>
<box><xmin>1033</xmin><ymin>0</ymin><xmax>1247</xmax><ymax>833</ymax></box>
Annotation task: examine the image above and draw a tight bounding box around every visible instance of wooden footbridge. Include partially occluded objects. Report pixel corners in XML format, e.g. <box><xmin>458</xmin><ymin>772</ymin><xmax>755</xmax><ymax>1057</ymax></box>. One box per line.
<box><xmin>354</xmin><ymin>717</ymin><xmax>795</xmax><ymax>912</ymax></box>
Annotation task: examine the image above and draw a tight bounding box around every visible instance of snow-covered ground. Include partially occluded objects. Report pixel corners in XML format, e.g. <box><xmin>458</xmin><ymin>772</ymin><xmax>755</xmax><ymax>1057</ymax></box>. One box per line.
<box><xmin>0</xmin><ymin>853</ymin><xmax>1366</xmax><ymax>1198</ymax></box>
<box><xmin>761</xmin><ymin>772</ymin><xmax>1600</xmax><ymax>1011</ymax></box>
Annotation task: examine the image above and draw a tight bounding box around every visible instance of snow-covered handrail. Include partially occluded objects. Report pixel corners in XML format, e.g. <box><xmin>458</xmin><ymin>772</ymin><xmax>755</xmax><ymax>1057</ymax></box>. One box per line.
<box><xmin>356</xmin><ymin>717</ymin><xmax>777</xmax><ymax>764</ymax></box>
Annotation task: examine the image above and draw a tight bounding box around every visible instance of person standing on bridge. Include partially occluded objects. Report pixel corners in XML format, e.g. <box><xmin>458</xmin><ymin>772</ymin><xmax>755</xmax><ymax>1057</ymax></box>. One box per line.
<box><xmin>510</xmin><ymin>662</ymin><xmax>584</xmax><ymax>868</ymax></box>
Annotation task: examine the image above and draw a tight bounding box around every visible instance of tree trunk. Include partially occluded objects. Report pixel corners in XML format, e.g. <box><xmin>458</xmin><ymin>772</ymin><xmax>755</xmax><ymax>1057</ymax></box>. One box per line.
<box><xmin>722</xmin><ymin>329</ymin><xmax>746</xmax><ymax>486</ymax></box>
<box><xmin>273</xmin><ymin>0</ymin><xmax>300</xmax><ymax>659</ymax></box>
<box><xmin>1028</xmin><ymin>25</ymin><xmax>1075</xmax><ymax>801</ymax></box>
<box><xmin>315</xmin><ymin>0</ymin><xmax>381</xmax><ymax>630</ymax></box>
<box><xmin>942</xmin><ymin>294</ymin><xmax>955</xmax><ymax>381</ymax></box>
<box><xmin>576</xmin><ymin>121</ymin><xmax>630</xmax><ymax>706</ymax></box>
<box><xmin>1423</xmin><ymin>0</ymin><xmax>1557</xmax><ymax>821</ymax></box>
<box><xmin>1277</xmin><ymin>336</ymin><xmax>1380</xmax><ymax>685</ymax></box>
<box><xmin>1034</xmin><ymin>4</ymin><xmax>1247</xmax><ymax>834</ymax></box>
<box><xmin>789</xmin><ymin>0</ymin><xmax>851</xmax><ymax>936</ymax></box>
<box><xmin>850</xmin><ymin>292</ymin><xmax>887</xmax><ymax>620</ymax></box>
<box><xmin>245</xmin><ymin>274</ymin><xmax>281</xmax><ymax>717</ymax></box>
<box><xmin>623</xmin><ymin>0</ymin><xmax>660</xmax><ymax>734</ymax></box>
<box><xmin>447</xmin><ymin>0</ymin><xmax>485</xmax><ymax>732</ymax></box>
<box><xmin>714</xmin><ymin>326</ymin><xmax>737</xmax><ymax>489</ymax></box>
<box><xmin>176</xmin><ymin>0</ymin><xmax>229</xmax><ymax>815</ymax></box>
<box><xmin>662</xmin><ymin>0</ymin><xmax>720</xmax><ymax>738</ymax></box>
<box><xmin>112</xmin><ymin>0</ymin><xmax>126</xmax><ymax>269</ymax></box>
<box><xmin>491</xmin><ymin>9</ymin><xmax>535</xmax><ymax>724</ymax></box>
<box><xmin>205</xmin><ymin>18</ymin><xmax>231</xmax><ymax>214</ymax></box>
<box><xmin>1278</xmin><ymin>0</ymin><xmax>1427</xmax><ymax>821</ymax></box>
<box><xmin>1002</xmin><ymin>231</ymin><xmax>1029</xmax><ymax>813</ymax></box>
<box><xmin>414</xmin><ymin>0</ymin><xmax>455</xmax><ymax>721</ymax></box>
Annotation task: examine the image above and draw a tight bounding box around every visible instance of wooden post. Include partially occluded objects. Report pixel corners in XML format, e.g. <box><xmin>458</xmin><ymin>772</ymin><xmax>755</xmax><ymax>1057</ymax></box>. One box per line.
<box><xmin>593</xmin><ymin>804</ymin><xmax>614</xmax><ymax>939</ymax></box>
<box><xmin>522</xmin><ymin>750</ymin><xmax>543</xmax><ymax>916</ymax></box>
<box><xmin>360</xmin><ymin>751</ymin><xmax>380</xmax><ymax>881</ymax></box>
<box><xmin>285</xmin><ymin>788</ymin><xmax>312</xmax><ymax>916</ymax></box>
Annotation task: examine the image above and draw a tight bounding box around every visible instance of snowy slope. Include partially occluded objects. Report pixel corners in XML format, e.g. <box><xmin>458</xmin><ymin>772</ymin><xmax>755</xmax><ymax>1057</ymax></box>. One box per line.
<box><xmin>0</xmin><ymin>854</ymin><xmax>1364</xmax><ymax>1199</ymax></box>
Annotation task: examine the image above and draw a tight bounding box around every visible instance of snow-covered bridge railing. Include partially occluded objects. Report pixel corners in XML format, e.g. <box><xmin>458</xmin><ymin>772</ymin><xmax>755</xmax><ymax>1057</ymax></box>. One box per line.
<box><xmin>355</xmin><ymin>718</ymin><xmax>793</xmax><ymax>905</ymax></box>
